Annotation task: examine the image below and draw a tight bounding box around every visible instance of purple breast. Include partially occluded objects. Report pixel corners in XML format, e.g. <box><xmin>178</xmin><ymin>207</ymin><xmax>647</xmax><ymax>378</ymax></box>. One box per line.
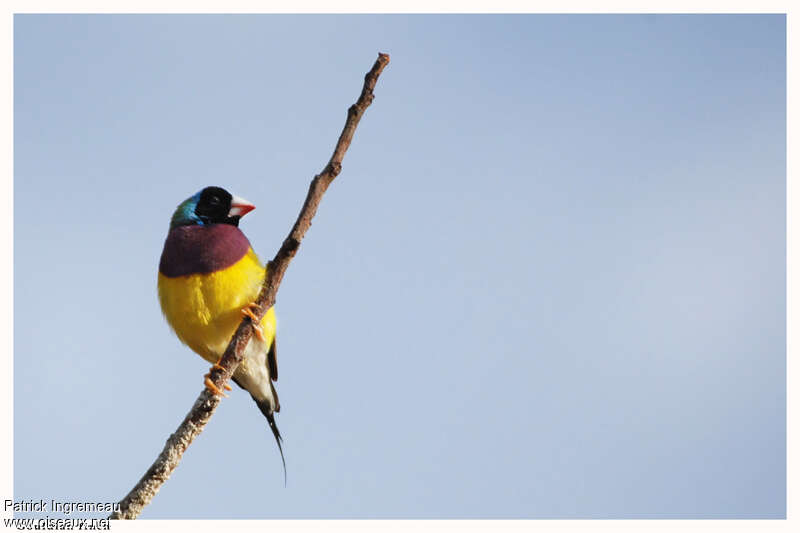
<box><xmin>159</xmin><ymin>224</ymin><xmax>252</xmax><ymax>278</ymax></box>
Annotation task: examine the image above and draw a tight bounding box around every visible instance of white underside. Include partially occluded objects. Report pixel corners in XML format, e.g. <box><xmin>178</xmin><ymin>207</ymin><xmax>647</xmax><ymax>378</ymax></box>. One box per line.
<box><xmin>231</xmin><ymin>335</ymin><xmax>277</xmax><ymax>412</ymax></box>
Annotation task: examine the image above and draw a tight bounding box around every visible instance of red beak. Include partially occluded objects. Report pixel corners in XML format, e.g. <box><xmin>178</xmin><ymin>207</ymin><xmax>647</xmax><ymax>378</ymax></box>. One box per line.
<box><xmin>229</xmin><ymin>195</ymin><xmax>256</xmax><ymax>218</ymax></box>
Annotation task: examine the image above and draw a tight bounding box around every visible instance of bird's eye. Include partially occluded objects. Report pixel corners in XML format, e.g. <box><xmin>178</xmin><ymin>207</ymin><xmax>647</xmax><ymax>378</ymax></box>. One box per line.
<box><xmin>209</xmin><ymin>196</ymin><xmax>221</xmax><ymax>205</ymax></box>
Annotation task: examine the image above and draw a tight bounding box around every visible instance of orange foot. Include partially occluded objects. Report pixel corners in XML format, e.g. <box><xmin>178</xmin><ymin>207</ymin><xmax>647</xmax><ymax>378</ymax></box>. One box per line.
<box><xmin>204</xmin><ymin>363</ymin><xmax>229</xmax><ymax>398</ymax></box>
<box><xmin>241</xmin><ymin>303</ymin><xmax>266</xmax><ymax>342</ymax></box>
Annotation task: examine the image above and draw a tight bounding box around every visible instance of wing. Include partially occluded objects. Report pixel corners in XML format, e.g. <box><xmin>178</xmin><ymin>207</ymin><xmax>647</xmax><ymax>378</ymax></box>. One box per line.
<box><xmin>267</xmin><ymin>337</ymin><xmax>278</xmax><ymax>382</ymax></box>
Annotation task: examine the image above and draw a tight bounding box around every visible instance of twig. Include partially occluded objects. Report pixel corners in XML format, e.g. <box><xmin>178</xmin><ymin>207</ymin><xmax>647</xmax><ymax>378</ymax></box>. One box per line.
<box><xmin>110</xmin><ymin>52</ymin><xmax>390</xmax><ymax>520</ymax></box>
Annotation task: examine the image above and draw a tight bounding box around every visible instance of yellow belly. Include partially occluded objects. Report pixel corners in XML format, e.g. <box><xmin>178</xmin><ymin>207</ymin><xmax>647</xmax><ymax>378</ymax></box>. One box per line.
<box><xmin>157</xmin><ymin>248</ymin><xmax>276</xmax><ymax>363</ymax></box>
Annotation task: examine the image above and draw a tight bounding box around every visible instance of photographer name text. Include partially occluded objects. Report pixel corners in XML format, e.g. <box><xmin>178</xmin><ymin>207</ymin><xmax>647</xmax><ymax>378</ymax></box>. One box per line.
<box><xmin>3</xmin><ymin>501</ymin><xmax>119</xmax><ymax>516</ymax></box>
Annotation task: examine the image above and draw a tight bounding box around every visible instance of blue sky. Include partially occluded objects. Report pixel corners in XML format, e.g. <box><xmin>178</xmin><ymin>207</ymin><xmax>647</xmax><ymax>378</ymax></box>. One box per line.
<box><xmin>13</xmin><ymin>14</ymin><xmax>785</xmax><ymax>519</ymax></box>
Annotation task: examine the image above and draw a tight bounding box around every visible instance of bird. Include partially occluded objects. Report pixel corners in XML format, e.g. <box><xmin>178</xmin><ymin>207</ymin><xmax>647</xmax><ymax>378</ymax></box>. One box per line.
<box><xmin>157</xmin><ymin>186</ymin><xmax>285</xmax><ymax>480</ymax></box>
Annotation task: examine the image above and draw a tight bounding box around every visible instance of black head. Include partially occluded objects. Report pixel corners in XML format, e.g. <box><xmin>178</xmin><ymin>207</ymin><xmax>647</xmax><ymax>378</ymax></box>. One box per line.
<box><xmin>196</xmin><ymin>186</ymin><xmax>236</xmax><ymax>225</ymax></box>
<box><xmin>169</xmin><ymin>186</ymin><xmax>256</xmax><ymax>229</ymax></box>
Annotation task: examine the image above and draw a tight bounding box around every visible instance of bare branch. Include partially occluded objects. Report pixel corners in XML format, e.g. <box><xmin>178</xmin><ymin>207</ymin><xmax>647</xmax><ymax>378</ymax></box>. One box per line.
<box><xmin>110</xmin><ymin>52</ymin><xmax>390</xmax><ymax>520</ymax></box>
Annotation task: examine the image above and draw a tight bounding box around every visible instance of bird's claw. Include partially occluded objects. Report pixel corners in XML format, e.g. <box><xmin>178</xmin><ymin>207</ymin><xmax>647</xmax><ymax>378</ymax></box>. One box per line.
<box><xmin>241</xmin><ymin>303</ymin><xmax>266</xmax><ymax>342</ymax></box>
<box><xmin>204</xmin><ymin>361</ymin><xmax>230</xmax><ymax>397</ymax></box>
<box><xmin>204</xmin><ymin>374</ymin><xmax>229</xmax><ymax>397</ymax></box>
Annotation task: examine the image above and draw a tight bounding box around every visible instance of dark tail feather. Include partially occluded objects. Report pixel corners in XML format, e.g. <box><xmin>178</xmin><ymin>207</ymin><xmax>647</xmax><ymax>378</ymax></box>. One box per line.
<box><xmin>252</xmin><ymin>395</ymin><xmax>287</xmax><ymax>486</ymax></box>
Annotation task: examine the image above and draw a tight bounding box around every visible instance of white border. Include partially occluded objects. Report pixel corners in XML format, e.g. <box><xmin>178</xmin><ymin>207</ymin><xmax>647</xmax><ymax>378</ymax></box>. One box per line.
<box><xmin>2</xmin><ymin>2</ymin><xmax>793</xmax><ymax>532</ymax></box>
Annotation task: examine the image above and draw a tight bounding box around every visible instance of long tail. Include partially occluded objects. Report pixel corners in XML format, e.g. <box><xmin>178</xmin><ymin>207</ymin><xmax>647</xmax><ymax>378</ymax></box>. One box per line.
<box><xmin>251</xmin><ymin>395</ymin><xmax>287</xmax><ymax>485</ymax></box>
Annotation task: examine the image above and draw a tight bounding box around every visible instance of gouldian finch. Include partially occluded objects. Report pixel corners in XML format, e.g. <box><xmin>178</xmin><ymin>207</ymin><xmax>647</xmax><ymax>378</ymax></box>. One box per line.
<box><xmin>157</xmin><ymin>186</ymin><xmax>284</xmax><ymax>477</ymax></box>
